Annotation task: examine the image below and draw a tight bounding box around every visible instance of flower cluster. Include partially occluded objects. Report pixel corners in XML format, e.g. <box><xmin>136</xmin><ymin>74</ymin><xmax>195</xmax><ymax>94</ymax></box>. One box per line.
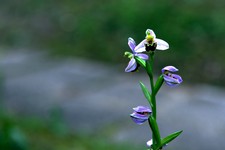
<box><xmin>124</xmin><ymin>29</ymin><xmax>183</xmax><ymax>150</ymax></box>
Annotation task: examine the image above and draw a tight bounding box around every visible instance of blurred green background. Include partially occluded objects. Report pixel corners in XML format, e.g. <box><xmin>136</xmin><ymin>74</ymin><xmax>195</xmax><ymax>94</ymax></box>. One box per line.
<box><xmin>0</xmin><ymin>0</ymin><xmax>225</xmax><ymax>85</ymax></box>
<box><xmin>0</xmin><ymin>0</ymin><xmax>225</xmax><ymax>149</ymax></box>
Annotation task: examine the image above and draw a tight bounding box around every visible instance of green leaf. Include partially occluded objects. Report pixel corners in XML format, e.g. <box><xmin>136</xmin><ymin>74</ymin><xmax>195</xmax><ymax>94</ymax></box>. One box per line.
<box><xmin>146</xmin><ymin>61</ymin><xmax>152</xmax><ymax>76</ymax></box>
<box><xmin>139</xmin><ymin>82</ymin><xmax>152</xmax><ymax>106</ymax></box>
<box><xmin>134</xmin><ymin>56</ymin><xmax>146</xmax><ymax>68</ymax></box>
<box><xmin>157</xmin><ymin>130</ymin><xmax>183</xmax><ymax>149</ymax></box>
<box><xmin>154</xmin><ymin>75</ymin><xmax>164</xmax><ymax>95</ymax></box>
<box><xmin>149</xmin><ymin>116</ymin><xmax>161</xmax><ymax>146</ymax></box>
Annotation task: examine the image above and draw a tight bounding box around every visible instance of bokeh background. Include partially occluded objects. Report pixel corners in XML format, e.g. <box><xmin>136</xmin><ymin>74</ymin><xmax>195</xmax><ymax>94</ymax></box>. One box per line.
<box><xmin>0</xmin><ymin>0</ymin><xmax>225</xmax><ymax>150</ymax></box>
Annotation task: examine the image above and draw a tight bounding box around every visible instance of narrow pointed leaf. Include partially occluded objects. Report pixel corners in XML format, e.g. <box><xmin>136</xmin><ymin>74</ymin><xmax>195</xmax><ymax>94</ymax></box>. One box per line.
<box><xmin>139</xmin><ymin>82</ymin><xmax>152</xmax><ymax>106</ymax></box>
<box><xmin>149</xmin><ymin>116</ymin><xmax>161</xmax><ymax>146</ymax></box>
<box><xmin>157</xmin><ymin>130</ymin><xmax>183</xmax><ymax>149</ymax></box>
<box><xmin>146</xmin><ymin>61</ymin><xmax>152</xmax><ymax>76</ymax></box>
<box><xmin>154</xmin><ymin>75</ymin><xmax>164</xmax><ymax>95</ymax></box>
<box><xmin>134</xmin><ymin>56</ymin><xmax>146</xmax><ymax>68</ymax></box>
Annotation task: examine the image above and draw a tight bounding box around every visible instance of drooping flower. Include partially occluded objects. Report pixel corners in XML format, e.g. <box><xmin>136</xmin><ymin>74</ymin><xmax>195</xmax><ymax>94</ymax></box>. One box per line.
<box><xmin>162</xmin><ymin>66</ymin><xmax>183</xmax><ymax>87</ymax></box>
<box><xmin>130</xmin><ymin>106</ymin><xmax>152</xmax><ymax>125</ymax></box>
<box><xmin>135</xmin><ymin>29</ymin><xmax>169</xmax><ymax>52</ymax></box>
<box><xmin>124</xmin><ymin>37</ymin><xmax>149</xmax><ymax>72</ymax></box>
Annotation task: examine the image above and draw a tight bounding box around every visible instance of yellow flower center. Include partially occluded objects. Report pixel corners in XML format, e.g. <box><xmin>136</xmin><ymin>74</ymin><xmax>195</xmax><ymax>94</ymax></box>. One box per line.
<box><xmin>146</xmin><ymin>35</ymin><xmax>154</xmax><ymax>45</ymax></box>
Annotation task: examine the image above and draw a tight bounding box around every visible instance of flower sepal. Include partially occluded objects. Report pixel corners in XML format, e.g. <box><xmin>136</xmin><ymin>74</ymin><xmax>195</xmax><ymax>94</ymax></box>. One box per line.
<box><xmin>124</xmin><ymin>51</ymin><xmax>133</xmax><ymax>59</ymax></box>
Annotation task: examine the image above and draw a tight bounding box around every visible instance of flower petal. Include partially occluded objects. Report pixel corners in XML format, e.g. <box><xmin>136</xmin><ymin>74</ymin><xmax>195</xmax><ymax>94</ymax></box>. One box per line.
<box><xmin>135</xmin><ymin>47</ymin><xmax>146</xmax><ymax>53</ymax></box>
<box><xmin>162</xmin><ymin>66</ymin><xmax>178</xmax><ymax>73</ymax></box>
<box><xmin>136</xmin><ymin>53</ymin><xmax>149</xmax><ymax>60</ymax></box>
<box><xmin>134</xmin><ymin>39</ymin><xmax>146</xmax><ymax>52</ymax></box>
<box><xmin>155</xmin><ymin>38</ymin><xmax>169</xmax><ymax>50</ymax></box>
<box><xmin>125</xmin><ymin>58</ymin><xmax>137</xmax><ymax>72</ymax></box>
<box><xmin>163</xmin><ymin>74</ymin><xmax>183</xmax><ymax>87</ymax></box>
<box><xmin>146</xmin><ymin>29</ymin><xmax>156</xmax><ymax>39</ymax></box>
<box><xmin>130</xmin><ymin>112</ymin><xmax>149</xmax><ymax>125</ymax></box>
<box><xmin>128</xmin><ymin>37</ymin><xmax>136</xmax><ymax>52</ymax></box>
<box><xmin>172</xmin><ymin>74</ymin><xmax>183</xmax><ymax>83</ymax></box>
<box><xmin>133</xmin><ymin>106</ymin><xmax>151</xmax><ymax>113</ymax></box>
<box><xmin>165</xmin><ymin>81</ymin><xmax>179</xmax><ymax>87</ymax></box>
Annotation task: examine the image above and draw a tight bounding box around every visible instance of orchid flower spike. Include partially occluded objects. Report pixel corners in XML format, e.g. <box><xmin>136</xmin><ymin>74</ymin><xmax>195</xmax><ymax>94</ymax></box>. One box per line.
<box><xmin>162</xmin><ymin>66</ymin><xmax>183</xmax><ymax>87</ymax></box>
<box><xmin>124</xmin><ymin>37</ymin><xmax>149</xmax><ymax>72</ymax></box>
<box><xmin>135</xmin><ymin>29</ymin><xmax>169</xmax><ymax>52</ymax></box>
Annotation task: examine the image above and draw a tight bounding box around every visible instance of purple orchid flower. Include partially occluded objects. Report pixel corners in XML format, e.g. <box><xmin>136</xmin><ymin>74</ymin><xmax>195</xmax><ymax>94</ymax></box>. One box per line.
<box><xmin>162</xmin><ymin>66</ymin><xmax>183</xmax><ymax>87</ymax></box>
<box><xmin>125</xmin><ymin>37</ymin><xmax>149</xmax><ymax>72</ymax></box>
<box><xmin>130</xmin><ymin>106</ymin><xmax>152</xmax><ymax>125</ymax></box>
<box><xmin>135</xmin><ymin>29</ymin><xmax>169</xmax><ymax>52</ymax></box>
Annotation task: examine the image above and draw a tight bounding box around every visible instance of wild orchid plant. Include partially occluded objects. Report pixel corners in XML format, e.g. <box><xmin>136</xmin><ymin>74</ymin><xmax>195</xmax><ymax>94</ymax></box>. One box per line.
<box><xmin>124</xmin><ymin>29</ymin><xmax>183</xmax><ymax>150</ymax></box>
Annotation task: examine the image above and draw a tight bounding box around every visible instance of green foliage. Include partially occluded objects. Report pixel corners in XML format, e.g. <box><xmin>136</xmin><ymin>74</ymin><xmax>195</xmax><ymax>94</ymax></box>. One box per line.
<box><xmin>0</xmin><ymin>114</ymin><xmax>28</xmax><ymax>150</ymax></box>
<box><xmin>149</xmin><ymin>116</ymin><xmax>161</xmax><ymax>148</ymax></box>
<box><xmin>139</xmin><ymin>82</ymin><xmax>152</xmax><ymax>105</ymax></box>
<box><xmin>154</xmin><ymin>75</ymin><xmax>164</xmax><ymax>95</ymax></box>
<box><xmin>0</xmin><ymin>0</ymin><xmax>225</xmax><ymax>85</ymax></box>
<box><xmin>135</xmin><ymin>56</ymin><xmax>146</xmax><ymax>68</ymax></box>
<box><xmin>0</xmin><ymin>112</ymin><xmax>139</xmax><ymax>150</ymax></box>
<box><xmin>159</xmin><ymin>130</ymin><xmax>183</xmax><ymax>149</ymax></box>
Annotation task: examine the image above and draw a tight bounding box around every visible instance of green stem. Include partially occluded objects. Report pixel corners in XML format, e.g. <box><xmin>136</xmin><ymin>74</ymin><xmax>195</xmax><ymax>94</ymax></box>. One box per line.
<box><xmin>149</xmin><ymin>52</ymin><xmax>156</xmax><ymax>119</ymax></box>
<box><xmin>151</xmin><ymin>89</ymin><xmax>157</xmax><ymax>148</ymax></box>
<box><xmin>146</xmin><ymin>52</ymin><xmax>161</xmax><ymax>149</ymax></box>
<box><xmin>151</xmin><ymin>93</ymin><xmax>156</xmax><ymax>119</ymax></box>
<box><xmin>149</xmin><ymin>116</ymin><xmax>162</xmax><ymax>149</ymax></box>
<box><xmin>148</xmin><ymin>119</ymin><xmax>157</xmax><ymax>149</ymax></box>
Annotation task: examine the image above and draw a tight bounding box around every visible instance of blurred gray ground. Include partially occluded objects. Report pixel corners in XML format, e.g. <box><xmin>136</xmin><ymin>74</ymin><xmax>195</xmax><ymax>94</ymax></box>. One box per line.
<box><xmin>1</xmin><ymin>50</ymin><xmax>225</xmax><ymax>150</ymax></box>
